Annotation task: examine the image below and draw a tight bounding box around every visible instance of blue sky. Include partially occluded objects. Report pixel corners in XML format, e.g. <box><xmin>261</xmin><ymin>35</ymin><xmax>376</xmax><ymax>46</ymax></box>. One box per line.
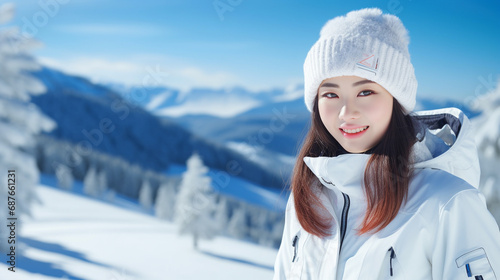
<box><xmin>8</xmin><ymin>0</ymin><xmax>500</xmax><ymax>101</ymax></box>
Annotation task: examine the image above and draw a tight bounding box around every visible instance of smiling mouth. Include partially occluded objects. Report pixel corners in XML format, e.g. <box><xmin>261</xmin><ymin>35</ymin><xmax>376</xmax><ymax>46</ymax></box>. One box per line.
<box><xmin>340</xmin><ymin>126</ymin><xmax>369</xmax><ymax>134</ymax></box>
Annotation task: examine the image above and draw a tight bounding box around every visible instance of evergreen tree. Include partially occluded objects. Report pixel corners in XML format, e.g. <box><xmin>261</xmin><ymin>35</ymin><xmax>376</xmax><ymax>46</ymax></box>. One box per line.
<box><xmin>0</xmin><ymin>3</ymin><xmax>55</xmax><ymax>253</ymax></box>
<box><xmin>228</xmin><ymin>206</ymin><xmax>248</xmax><ymax>239</ymax></box>
<box><xmin>155</xmin><ymin>182</ymin><xmax>176</xmax><ymax>220</ymax></box>
<box><xmin>249</xmin><ymin>207</ymin><xmax>270</xmax><ymax>246</ymax></box>
<box><xmin>97</xmin><ymin>170</ymin><xmax>108</xmax><ymax>195</ymax></box>
<box><xmin>83</xmin><ymin>166</ymin><xmax>99</xmax><ymax>197</ymax></box>
<box><xmin>271</xmin><ymin>216</ymin><xmax>286</xmax><ymax>247</ymax></box>
<box><xmin>139</xmin><ymin>179</ymin><xmax>153</xmax><ymax>210</ymax></box>
<box><xmin>174</xmin><ymin>153</ymin><xmax>217</xmax><ymax>249</ymax></box>
<box><xmin>55</xmin><ymin>163</ymin><xmax>74</xmax><ymax>190</ymax></box>
<box><xmin>213</xmin><ymin>196</ymin><xmax>229</xmax><ymax>233</ymax></box>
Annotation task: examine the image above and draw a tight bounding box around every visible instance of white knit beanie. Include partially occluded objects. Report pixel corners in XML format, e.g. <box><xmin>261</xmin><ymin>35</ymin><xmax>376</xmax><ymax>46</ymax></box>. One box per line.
<box><xmin>303</xmin><ymin>8</ymin><xmax>417</xmax><ymax>114</ymax></box>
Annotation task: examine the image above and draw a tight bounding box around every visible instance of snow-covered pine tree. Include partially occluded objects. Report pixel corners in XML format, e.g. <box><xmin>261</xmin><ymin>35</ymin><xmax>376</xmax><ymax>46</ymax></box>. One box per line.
<box><xmin>0</xmin><ymin>3</ymin><xmax>56</xmax><ymax>253</ymax></box>
<box><xmin>227</xmin><ymin>206</ymin><xmax>248</xmax><ymax>239</ymax></box>
<box><xmin>213</xmin><ymin>195</ymin><xmax>229</xmax><ymax>233</ymax></box>
<box><xmin>139</xmin><ymin>179</ymin><xmax>153</xmax><ymax>210</ymax></box>
<box><xmin>83</xmin><ymin>166</ymin><xmax>99</xmax><ymax>197</ymax></box>
<box><xmin>249</xmin><ymin>206</ymin><xmax>271</xmax><ymax>246</ymax></box>
<box><xmin>122</xmin><ymin>163</ymin><xmax>142</xmax><ymax>199</ymax></box>
<box><xmin>174</xmin><ymin>153</ymin><xmax>217</xmax><ymax>250</ymax></box>
<box><xmin>55</xmin><ymin>163</ymin><xmax>74</xmax><ymax>190</ymax></box>
<box><xmin>155</xmin><ymin>181</ymin><xmax>176</xmax><ymax>220</ymax></box>
<box><xmin>270</xmin><ymin>216</ymin><xmax>285</xmax><ymax>247</ymax></box>
<box><xmin>97</xmin><ymin>170</ymin><xmax>108</xmax><ymax>195</ymax></box>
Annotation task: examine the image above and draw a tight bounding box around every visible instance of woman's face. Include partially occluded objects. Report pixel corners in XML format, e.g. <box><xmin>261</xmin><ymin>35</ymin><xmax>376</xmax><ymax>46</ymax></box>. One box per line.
<box><xmin>317</xmin><ymin>75</ymin><xmax>393</xmax><ymax>153</ymax></box>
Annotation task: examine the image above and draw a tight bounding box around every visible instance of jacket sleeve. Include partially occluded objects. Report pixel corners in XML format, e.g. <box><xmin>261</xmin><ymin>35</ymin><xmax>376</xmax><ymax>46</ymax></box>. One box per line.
<box><xmin>273</xmin><ymin>194</ymin><xmax>297</xmax><ymax>280</ymax></box>
<box><xmin>432</xmin><ymin>189</ymin><xmax>500</xmax><ymax>279</ymax></box>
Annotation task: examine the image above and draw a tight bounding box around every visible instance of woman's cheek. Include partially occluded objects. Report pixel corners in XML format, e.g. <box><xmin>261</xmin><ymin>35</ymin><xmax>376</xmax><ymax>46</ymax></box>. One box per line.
<box><xmin>319</xmin><ymin>103</ymin><xmax>340</xmax><ymax>131</ymax></box>
<box><xmin>364</xmin><ymin>98</ymin><xmax>392</xmax><ymax>122</ymax></box>
<box><xmin>319</xmin><ymin>101</ymin><xmax>335</xmax><ymax>118</ymax></box>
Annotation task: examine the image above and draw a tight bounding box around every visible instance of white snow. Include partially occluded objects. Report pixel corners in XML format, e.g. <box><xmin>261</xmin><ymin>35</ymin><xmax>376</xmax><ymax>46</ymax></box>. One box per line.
<box><xmin>154</xmin><ymin>96</ymin><xmax>260</xmax><ymax>118</ymax></box>
<box><xmin>145</xmin><ymin>90</ymin><xmax>174</xmax><ymax>111</ymax></box>
<box><xmin>226</xmin><ymin>141</ymin><xmax>296</xmax><ymax>179</ymax></box>
<box><xmin>0</xmin><ymin>182</ymin><xmax>278</xmax><ymax>280</ymax></box>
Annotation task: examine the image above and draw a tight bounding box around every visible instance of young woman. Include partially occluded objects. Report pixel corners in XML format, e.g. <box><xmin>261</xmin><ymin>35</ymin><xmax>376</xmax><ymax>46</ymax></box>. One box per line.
<box><xmin>274</xmin><ymin>8</ymin><xmax>500</xmax><ymax>279</ymax></box>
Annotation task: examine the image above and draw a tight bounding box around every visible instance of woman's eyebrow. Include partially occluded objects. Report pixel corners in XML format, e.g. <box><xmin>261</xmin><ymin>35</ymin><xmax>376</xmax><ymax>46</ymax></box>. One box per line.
<box><xmin>352</xmin><ymin>80</ymin><xmax>375</xmax><ymax>87</ymax></box>
<box><xmin>319</xmin><ymin>80</ymin><xmax>374</xmax><ymax>89</ymax></box>
<box><xmin>319</xmin><ymin>82</ymin><xmax>339</xmax><ymax>88</ymax></box>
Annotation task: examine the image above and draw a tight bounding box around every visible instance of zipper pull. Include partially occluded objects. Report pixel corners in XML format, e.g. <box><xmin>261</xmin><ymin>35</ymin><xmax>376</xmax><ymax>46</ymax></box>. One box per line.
<box><xmin>388</xmin><ymin>247</ymin><xmax>396</xmax><ymax>276</ymax></box>
<box><xmin>292</xmin><ymin>235</ymin><xmax>299</xmax><ymax>262</ymax></box>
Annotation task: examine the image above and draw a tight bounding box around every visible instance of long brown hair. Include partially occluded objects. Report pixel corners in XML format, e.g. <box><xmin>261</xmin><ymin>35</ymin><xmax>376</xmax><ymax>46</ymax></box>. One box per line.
<box><xmin>291</xmin><ymin>95</ymin><xmax>417</xmax><ymax>237</ymax></box>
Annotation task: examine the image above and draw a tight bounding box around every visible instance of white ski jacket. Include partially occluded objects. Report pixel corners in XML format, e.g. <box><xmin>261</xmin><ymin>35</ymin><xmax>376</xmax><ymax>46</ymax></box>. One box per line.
<box><xmin>274</xmin><ymin>108</ymin><xmax>500</xmax><ymax>279</ymax></box>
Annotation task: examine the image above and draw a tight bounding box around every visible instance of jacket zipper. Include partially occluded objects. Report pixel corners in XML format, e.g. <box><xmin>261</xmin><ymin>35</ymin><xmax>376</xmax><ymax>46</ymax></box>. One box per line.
<box><xmin>292</xmin><ymin>234</ymin><xmax>299</xmax><ymax>262</ymax></box>
<box><xmin>388</xmin><ymin>247</ymin><xmax>396</xmax><ymax>276</ymax></box>
<box><xmin>339</xmin><ymin>192</ymin><xmax>350</xmax><ymax>254</ymax></box>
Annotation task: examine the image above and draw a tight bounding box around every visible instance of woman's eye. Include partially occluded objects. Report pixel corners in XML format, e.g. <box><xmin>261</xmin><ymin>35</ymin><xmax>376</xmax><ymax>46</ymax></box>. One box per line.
<box><xmin>358</xmin><ymin>90</ymin><xmax>374</xmax><ymax>96</ymax></box>
<box><xmin>322</xmin><ymin>92</ymin><xmax>338</xmax><ymax>98</ymax></box>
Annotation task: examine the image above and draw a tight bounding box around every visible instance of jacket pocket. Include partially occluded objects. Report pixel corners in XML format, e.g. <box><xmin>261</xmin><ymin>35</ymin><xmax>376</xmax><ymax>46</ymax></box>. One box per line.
<box><xmin>456</xmin><ymin>248</ymin><xmax>496</xmax><ymax>280</ymax></box>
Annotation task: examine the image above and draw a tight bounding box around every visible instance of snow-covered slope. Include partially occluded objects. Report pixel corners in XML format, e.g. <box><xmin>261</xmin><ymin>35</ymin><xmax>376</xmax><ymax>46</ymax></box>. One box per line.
<box><xmin>0</xmin><ymin>182</ymin><xmax>277</xmax><ymax>280</ymax></box>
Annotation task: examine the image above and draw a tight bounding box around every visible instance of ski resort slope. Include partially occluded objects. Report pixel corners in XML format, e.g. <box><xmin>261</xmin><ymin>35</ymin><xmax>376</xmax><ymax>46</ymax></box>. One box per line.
<box><xmin>0</xmin><ymin>184</ymin><xmax>278</xmax><ymax>280</ymax></box>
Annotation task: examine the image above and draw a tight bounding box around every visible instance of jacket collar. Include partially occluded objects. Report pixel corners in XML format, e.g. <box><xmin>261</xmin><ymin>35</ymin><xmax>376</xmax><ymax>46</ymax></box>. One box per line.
<box><xmin>303</xmin><ymin>154</ymin><xmax>370</xmax><ymax>200</ymax></box>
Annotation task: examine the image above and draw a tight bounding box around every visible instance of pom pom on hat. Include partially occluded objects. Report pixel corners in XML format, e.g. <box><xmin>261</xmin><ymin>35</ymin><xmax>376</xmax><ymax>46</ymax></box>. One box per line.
<box><xmin>303</xmin><ymin>8</ymin><xmax>417</xmax><ymax>113</ymax></box>
<box><xmin>320</xmin><ymin>8</ymin><xmax>410</xmax><ymax>56</ymax></box>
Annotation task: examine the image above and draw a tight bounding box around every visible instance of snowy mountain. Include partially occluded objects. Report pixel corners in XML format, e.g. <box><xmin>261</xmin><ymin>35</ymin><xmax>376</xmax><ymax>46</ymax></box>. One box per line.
<box><xmin>34</xmin><ymin>66</ymin><xmax>119</xmax><ymax>101</ymax></box>
<box><xmin>30</xmin><ymin>67</ymin><xmax>285</xmax><ymax>191</ymax></box>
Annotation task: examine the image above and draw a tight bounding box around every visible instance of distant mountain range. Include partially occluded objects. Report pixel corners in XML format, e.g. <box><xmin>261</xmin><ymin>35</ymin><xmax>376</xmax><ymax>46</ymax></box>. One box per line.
<box><xmin>103</xmin><ymin>82</ymin><xmax>305</xmax><ymax>118</ymax></box>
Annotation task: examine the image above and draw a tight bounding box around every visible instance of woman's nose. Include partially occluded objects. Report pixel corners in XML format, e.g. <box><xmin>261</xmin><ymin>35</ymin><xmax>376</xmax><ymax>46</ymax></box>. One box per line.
<box><xmin>339</xmin><ymin>101</ymin><xmax>360</xmax><ymax>121</ymax></box>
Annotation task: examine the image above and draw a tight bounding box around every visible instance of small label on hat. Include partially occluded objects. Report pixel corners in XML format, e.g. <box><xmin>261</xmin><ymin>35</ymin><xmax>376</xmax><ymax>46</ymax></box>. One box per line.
<box><xmin>356</xmin><ymin>54</ymin><xmax>379</xmax><ymax>75</ymax></box>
